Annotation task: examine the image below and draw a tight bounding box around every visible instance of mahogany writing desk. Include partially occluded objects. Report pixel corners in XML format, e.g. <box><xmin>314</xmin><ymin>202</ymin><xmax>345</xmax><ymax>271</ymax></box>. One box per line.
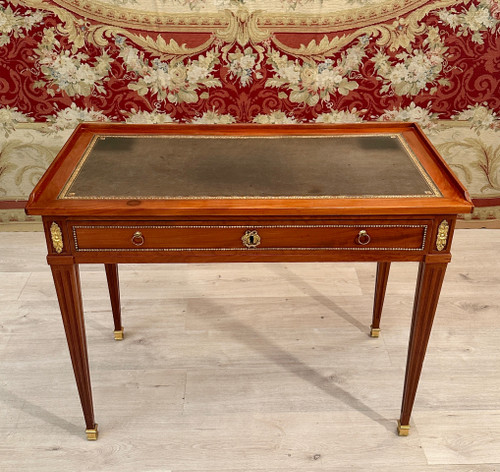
<box><xmin>26</xmin><ymin>123</ymin><xmax>473</xmax><ymax>440</ymax></box>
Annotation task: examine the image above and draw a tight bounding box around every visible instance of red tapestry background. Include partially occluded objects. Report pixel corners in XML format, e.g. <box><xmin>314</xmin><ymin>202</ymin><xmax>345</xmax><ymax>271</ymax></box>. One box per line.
<box><xmin>0</xmin><ymin>0</ymin><xmax>499</xmax><ymax>223</ymax></box>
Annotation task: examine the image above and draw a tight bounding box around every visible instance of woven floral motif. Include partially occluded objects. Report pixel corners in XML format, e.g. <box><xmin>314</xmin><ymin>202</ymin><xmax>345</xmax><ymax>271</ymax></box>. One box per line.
<box><xmin>0</xmin><ymin>0</ymin><xmax>498</xmax><ymax>130</ymax></box>
<box><xmin>0</xmin><ymin>0</ymin><xmax>499</xmax><ymax>223</ymax></box>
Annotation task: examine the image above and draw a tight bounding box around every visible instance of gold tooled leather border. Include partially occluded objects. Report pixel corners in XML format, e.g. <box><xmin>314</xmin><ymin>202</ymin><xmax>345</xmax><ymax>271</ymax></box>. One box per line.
<box><xmin>58</xmin><ymin>133</ymin><xmax>441</xmax><ymax>200</ymax></box>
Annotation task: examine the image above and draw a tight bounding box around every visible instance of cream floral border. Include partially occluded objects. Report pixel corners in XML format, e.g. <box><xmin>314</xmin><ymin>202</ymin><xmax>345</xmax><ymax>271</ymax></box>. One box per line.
<box><xmin>14</xmin><ymin>0</ymin><xmax>459</xmax><ymax>59</ymax></box>
<box><xmin>49</xmin><ymin>0</ymin><xmax>429</xmax><ymax>32</ymax></box>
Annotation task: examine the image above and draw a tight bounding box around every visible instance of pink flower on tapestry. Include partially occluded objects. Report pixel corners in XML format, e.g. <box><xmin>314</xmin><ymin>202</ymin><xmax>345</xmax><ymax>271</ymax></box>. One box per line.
<box><xmin>489</xmin><ymin>0</ymin><xmax>500</xmax><ymax>19</ymax></box>
<box><xmin>372</xmin><ymin>28</ymin><xmax>450</xmax><ymax>96</ymax></box>
<box><xmin>266</xmin><ymin>36</ymin><xmax>368</xmax><ymax>106</ymax></box>
<box><xmin>0</xmin><ymin>4</ymin><xmax>44</xmax><ymax>47</ymax></box>
<box><xmin>226</xmin><ymin>47</ymin><xmax>262</xmax><ymax>87</ymax></box>
<box><xmin>438</xmin><ymin>1</ymin><xmax>499</xmax><ymax>44</ymax></box>
<box><xmin>115</xmin><ymin>36</ymin><xmax>221</xmax><ymax>104</ymax></box>
<box><xmin>32</xmin><ymin>28</ymin><xmax>112</xmax><ymax>97</ymax></box>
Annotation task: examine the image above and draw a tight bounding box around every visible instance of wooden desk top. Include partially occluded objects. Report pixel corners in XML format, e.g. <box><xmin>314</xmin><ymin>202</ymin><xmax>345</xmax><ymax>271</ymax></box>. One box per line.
<box><xmin>26</xmin><ymin>123</ymin><xmax>473</xmax><ymax>218</ymax></box>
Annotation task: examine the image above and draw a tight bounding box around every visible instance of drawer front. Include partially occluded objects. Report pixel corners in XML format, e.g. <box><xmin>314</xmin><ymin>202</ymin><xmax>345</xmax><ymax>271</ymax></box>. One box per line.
<box><xmin>71</xmin><ymin>222</ymin><xmax>429</xmax><ymax>252</ymax></box>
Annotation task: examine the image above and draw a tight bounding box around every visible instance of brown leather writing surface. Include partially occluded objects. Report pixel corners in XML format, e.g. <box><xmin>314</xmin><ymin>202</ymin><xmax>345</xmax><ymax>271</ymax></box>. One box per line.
<box><xmin>60</xmin><ymin>134</ymin><xmax>439</xmax><ymax>199</ymax></box>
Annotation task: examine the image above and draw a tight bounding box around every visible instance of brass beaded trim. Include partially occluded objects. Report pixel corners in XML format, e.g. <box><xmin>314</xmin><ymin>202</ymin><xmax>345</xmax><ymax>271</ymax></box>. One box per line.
<box><xmin>59</xmin><ymin>133</ymin><xmax>441</xmax><ymax>200</ymax></box>
<box><xmin>72</xmin><ymin>224</ymin><xmax>428</xmax><ymax>252</ymax></box>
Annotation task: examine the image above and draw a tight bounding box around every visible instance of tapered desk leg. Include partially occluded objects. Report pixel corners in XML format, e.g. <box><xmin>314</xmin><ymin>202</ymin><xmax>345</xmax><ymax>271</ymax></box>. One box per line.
<box><xmin>104</xmin><ymin>264</ymin><xmax>123</xmax><ymax>340</ymax></box>
<box><xmin>398</xmin><ymin>259</ymin><xmax>448</xmax><ymax>436</ymax></box>
<box><xmin>50</xmin><ymin>258</ymin><xmax>97</xmax><ymax>440</ymax></box>
<box><xmin>371</xmin><ymin>262</ymin><xmax>391</xmax><ymax>337</ymax></box>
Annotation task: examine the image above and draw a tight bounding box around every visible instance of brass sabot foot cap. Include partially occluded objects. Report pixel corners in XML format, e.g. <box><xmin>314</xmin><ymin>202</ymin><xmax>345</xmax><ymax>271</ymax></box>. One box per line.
<box><xmin>370</xmin><ymin>326</ymin><xmax>381</xmax><ymax>338</ymax></box>
<box><xmin>86</xmin><ymin>424</ymin><xmax>98</xmax><ymax>441</ymax></box>
<box><xmin>114</xmin><ymin>328</ymin><xmax>124</xmax><ymax>341</ymax></box>
<box><xmin>397</xmin><ymin>421</ymin><xmax>410</xmax><ymax>436</ymax></box>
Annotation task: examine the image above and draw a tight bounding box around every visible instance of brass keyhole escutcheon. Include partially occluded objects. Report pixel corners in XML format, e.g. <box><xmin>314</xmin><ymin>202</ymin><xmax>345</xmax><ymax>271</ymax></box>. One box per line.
<box><xmin>131</xmin><ymin>231</ymin><xmax>145</xmax><ymax>246</ymax></box>
<box><xmin>241</xmin><ymin>229</ymin><xmax>261</xmax><ymax>248</ymax></box>
<box><xmin>356</xmin><ymin>229</ymin><xmax>371</xmax><ymax>246</ymax></box>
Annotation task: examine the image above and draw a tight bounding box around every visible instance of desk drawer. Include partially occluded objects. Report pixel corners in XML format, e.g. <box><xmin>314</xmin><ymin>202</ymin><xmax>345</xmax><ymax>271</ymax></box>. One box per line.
<box><xmin>71</xmin><ymin>222</ymin><xmax>429</xmax><ymax>252</ymax></box>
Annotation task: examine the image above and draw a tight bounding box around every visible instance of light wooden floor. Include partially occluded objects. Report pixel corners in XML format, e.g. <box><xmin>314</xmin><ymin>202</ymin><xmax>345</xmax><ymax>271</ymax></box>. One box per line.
<box><xmin>1</xmin><ymin>230</ymin><xmax>499</xmax><ymax>471</ymax></box>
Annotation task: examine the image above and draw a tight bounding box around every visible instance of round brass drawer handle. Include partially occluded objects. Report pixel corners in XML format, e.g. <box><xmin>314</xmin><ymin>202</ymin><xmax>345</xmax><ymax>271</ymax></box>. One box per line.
<box><xmin>356</xmin><ymin>229</ymin><xmax>371</xmax><ymax>246</ymax></box>
<box><xmin>131</xmin><ymin>231</ymin><xmax>145</xmax><ymax>246</ymax></box>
